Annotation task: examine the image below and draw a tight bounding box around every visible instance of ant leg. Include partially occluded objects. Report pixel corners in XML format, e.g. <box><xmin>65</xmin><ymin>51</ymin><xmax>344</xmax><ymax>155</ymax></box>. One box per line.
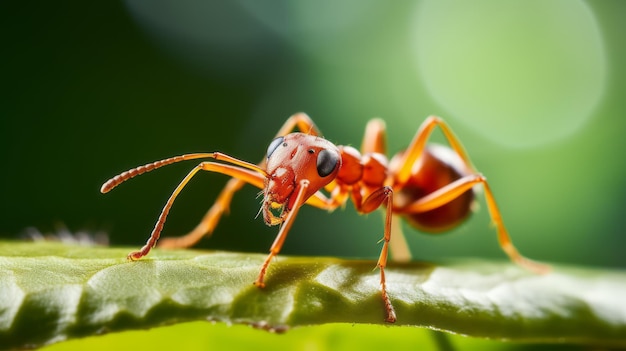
<box><xmin>274</xmin><ymin>112</ymin><xmax>323</xmax><ymax>137</ymax></box>
<box><xmin>361</xmin><ymin>118</ymin><xmax>387</xmax><ymax>155</ymax></box>
<box><xmin>405</xmin><ymin>174</ymin><xmax>551</xmax><ymax>274</ymax></box>
<box><xmin>293</xmin><ymin>182</ymin><xmax>399</xmax><ymax>322</ymax></box>
<box><xmin>360</xmin><ymin>119</ymin><xmax>412</xmax><ymax>263</ymax></box>
<box><xmin>389</xmin><ymin>215</ymin><xmax>411</xmax><ymax>263</ymax></box>
<box><xmin>394</xmin><ymin>116</ymin><xmax>549</xmax><ymax>273</ymax></box>
<box><xmin>128</xmin><ymin>162</ymin><xmax>265</xmax><ymax>260</ymax></box>
<box><xmin>158</xmin><ymin>177</ymin><xmax>245</xmax><ymax>249</ymax></box>
<box><xmin>164</xmin><ymin>113</ymin><xmax>323</xmax><ymax>248</ymax></box>
<box><xmin>396</xmin><ymin>116</ymin><xmax>475</xmax><ymax>185</ymax></box>
<box><xmin>254</xmin><ymin>180</ymin><xmax>310</xmax><ymax>288</ymax></box>
<box><xmin>356</xmin><ymin>186</ymin><xmax>397</xmax><ymax>323</ymax></box>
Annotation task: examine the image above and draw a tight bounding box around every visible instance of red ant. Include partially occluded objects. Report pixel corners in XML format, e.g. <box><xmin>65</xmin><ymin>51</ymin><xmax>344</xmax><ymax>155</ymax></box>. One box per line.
<box><xmin>101</xmin><ymin>113</ymin><xmax>550</xmax><ymax>323</ymax></box>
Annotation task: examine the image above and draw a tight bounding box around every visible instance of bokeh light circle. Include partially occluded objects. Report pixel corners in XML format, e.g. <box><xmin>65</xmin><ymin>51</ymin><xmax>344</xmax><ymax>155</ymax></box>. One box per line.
<box><xmin>413</xmin><ymin>0</ymin><xmax>606</xmax><ymax>148</ymax></box>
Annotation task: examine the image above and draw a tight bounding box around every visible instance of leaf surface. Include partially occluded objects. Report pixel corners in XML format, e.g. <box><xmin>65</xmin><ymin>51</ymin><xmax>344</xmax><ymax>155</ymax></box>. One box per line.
<box><xmin>0</xmin><ymin>241</ymin><xmax>624</xmax><ymax>349</ymax></box>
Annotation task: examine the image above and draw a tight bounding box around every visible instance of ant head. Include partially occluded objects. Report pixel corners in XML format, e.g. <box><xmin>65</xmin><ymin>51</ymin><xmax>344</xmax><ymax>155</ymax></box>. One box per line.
<box><xmin>261</xmin><ymin>133</ymin><xmax>341</xmax><ymax>225</ymax></box>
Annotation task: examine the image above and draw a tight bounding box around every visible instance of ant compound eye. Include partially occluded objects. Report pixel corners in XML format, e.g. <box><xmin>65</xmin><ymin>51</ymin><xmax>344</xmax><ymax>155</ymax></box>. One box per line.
<box><xmin>266</xmin><ymin>137</ymin><xmax>284</xmax><ymax>159</ymax></box>
<box><xmin>316</xmin><ymin>149</ymin><xmax>339</xmax><ymax>177</ymax></box>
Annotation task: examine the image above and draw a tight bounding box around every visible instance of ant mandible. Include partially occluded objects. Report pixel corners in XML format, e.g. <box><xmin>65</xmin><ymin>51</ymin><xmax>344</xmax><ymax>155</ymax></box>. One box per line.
<box><xmin>101</xmin><ymin>113</ymin><xmax>550</xmax><ymax>323</ymax></box>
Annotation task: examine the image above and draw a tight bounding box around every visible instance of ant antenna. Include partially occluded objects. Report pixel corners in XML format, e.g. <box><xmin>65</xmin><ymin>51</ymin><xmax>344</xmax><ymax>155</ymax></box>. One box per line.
<box><xmin>100</xmin><ymin>153</ymin><xmax>216</xmax><ymax>194</ymax></box>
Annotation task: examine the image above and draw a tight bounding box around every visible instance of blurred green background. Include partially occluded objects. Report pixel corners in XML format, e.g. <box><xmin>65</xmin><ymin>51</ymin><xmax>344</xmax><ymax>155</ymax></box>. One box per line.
<box><xmin>1</xmin><ymin>0</ymin><xmax>624</xmax><ymax>269</ymax></box>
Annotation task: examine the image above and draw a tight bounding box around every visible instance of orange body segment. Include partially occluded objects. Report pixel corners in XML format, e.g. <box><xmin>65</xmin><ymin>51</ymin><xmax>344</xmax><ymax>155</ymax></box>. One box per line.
<box><xmin>101</xmin><ymin>112</ymin><xmax>549</xmax><ymax>324</ymax></box>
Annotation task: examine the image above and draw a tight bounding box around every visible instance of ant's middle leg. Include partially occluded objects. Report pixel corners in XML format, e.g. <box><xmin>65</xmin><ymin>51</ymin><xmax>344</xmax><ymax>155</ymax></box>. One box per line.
<box><xmin>355</xmin><ymin>185</ymin><xmax>397</xmax><ymax>323</ymax></box>
<box><xmin>360</xmin><ymin>118</ymin><xmax>412</xmax><ymax>262</ymax></box>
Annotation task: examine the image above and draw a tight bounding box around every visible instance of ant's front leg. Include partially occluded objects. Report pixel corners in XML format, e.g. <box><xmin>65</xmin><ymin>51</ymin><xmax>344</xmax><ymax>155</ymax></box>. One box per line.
<box><xmin>254</xmin><ymin>180</ymin><xmax>310</xmax><ymax>288</ymax></box>
<box><xmin>159</xmin><ymin>113</ymin><xmax>324</xmax><ymax>249</ymax></box>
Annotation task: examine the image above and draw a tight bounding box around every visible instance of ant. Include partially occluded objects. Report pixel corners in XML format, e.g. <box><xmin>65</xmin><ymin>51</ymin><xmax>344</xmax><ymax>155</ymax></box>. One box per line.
<box><xmin>101</xmin><ymin>113</ymin><xmax>550</xmax><ymax>323</ymax></box>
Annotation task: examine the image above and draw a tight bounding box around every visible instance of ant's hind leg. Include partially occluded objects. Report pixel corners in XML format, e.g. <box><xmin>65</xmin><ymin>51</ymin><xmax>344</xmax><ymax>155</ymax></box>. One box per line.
<box><xmin>405</xmin><ymin>173</ymin><xmax>551</xmax><ymax>274</ymax></box>
<box><xmin>395</xmin><ymin>116</ymin><xmax>475</xmax><ymax>185</ymax></box>
<box><xmin>393</xmin><ymin>116</ymin><xmax>550</xmax><ymax>274</ymax></box>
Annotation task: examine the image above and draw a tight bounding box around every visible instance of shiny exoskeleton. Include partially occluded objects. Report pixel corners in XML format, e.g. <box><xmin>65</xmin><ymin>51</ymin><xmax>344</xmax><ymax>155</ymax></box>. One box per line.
<box><xmin>101</xmin><ymin>113</ymin><xmax>550</xmax><ymax>323</ymax></box>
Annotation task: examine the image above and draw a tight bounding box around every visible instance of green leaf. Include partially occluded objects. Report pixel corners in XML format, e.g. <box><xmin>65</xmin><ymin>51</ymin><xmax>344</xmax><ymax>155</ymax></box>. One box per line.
<box><xmin>0</xmin><ymin>241</ymin><xmax>625</xmax><ymax>349</ymax></box>
<box><xmin>38</xmin><ymin>321</ymin><xmax>589</xmax><ymax>351</ymax></box>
